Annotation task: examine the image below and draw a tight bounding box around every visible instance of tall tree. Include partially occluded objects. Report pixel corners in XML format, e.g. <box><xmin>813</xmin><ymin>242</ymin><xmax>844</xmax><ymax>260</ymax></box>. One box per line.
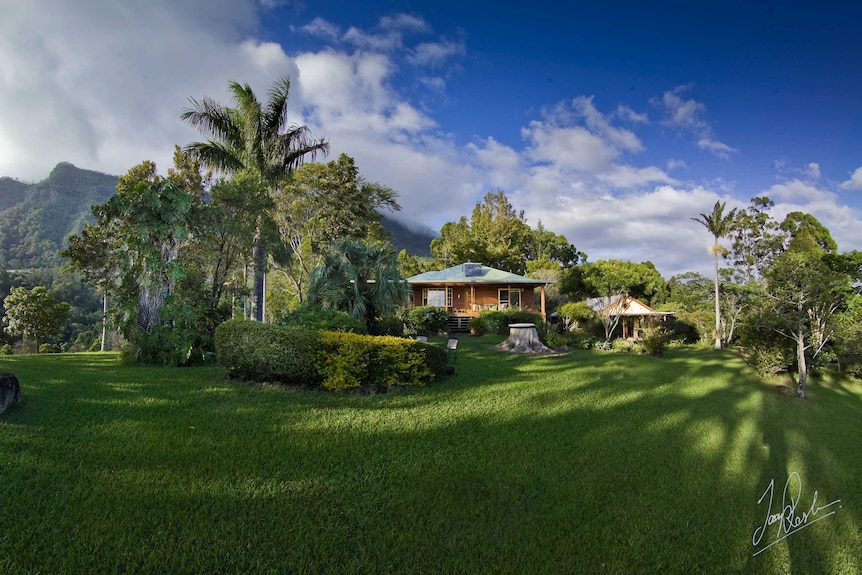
<box><xmin>431</xmin><ymin>190</ymin><xmax>533</xmax><ymax>273</ymax></box>
<box><xmin>758</xmin><ymin>214</ymin><xmax>850</xmax><ymax>398</ymax></box>
<box><xmin>98</xmin><ymin>162</ymin><xmax>196</xmax><ymax>339</ymax></box>
<box><xmin>60</xmin><ymin>221</ymin><xmax>120</xmax><ymax>351</ymax></box>
<box><xmin>270</xmin><ymin>154</ymin><xmax>400</xmax><ymax>305</ymax></box>
<box><xmin>181</xmin><ymin>77</ymin><xmax>328</xmax><ymax>321</ymax></box>
<box><xmin>308</xmin><ymin>239</ymin><xmax>407</xmax><ymax>332</ymax></box>
<box><xmin>692</xmin><ymin>201</ymin><xmax>738</xmax><ymax>350</ymax></box>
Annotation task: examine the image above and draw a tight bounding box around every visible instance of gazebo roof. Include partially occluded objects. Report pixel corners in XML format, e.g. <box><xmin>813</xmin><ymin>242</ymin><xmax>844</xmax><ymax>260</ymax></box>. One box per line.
<box><xmin>586</xmin><ymin>296</ymin><xmax>673</xmax><ymax>316</ymax></box>
<box><xmin>407</xmin><ymin>262</ymin><xmax>553</xmax><ymax>285</ymax></box>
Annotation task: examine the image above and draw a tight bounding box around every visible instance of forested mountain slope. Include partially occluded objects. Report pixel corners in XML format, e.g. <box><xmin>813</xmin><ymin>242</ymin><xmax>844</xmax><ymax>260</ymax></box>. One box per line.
<box><xmin>0</xmin><ymin>163</ymin><xmax>118</xmax><ymax>269</ymax></box>
<box><xmin>0</xmin><ymin>163</ymin><xmax>434</xmax><ymax>271</ymax></box>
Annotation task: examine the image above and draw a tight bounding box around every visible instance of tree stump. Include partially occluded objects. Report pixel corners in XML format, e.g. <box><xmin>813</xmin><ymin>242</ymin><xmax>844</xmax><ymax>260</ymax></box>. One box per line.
<box><xmin>0</xmin><ymin>373</ymin><xmax>21</xmax><ymax>416</ymax></box>
<box><xmin>498</xmin><ymin>323</ymin><xmax>552</xmax><ymax>354</ymax></box>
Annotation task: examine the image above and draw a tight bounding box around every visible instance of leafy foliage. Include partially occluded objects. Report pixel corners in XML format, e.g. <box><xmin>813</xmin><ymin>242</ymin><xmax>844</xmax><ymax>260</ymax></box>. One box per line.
<box><xmin>278</xmin><ymin>306</ymin><xmax>367</xmax><ymax>334</ymax></box>
<box><xmin>182</xmin><ymin>77</ymin><xmax>329</xmax><ymax>321</ymax></box>
<box><xmin>215</xmin><ymin>319</ymin><xmax>447</xmax><ymax>390</ymax></box>
<box><xmin>3</xmin><ymin>286</ymin><xmax>70</xmax><ymax>350</ymax></box>
<box><xmin>0</xmin><ymin>163</ymin><xmax>118</xmax><ymax>269</ymax></box>
<box><xmin>308</xmin><ymin>239</ymin><xmax>407</xmax><ymax>331</ymax></box>
<box><xmin>430</xmin><ymin>189</ymin><xmax>582</xmax><ymax>274</ymax></box>
<box><xmin>270</xmin><ymin>154</ymin><xmax>400</xmax><ymax>305</ymax></box>
<box><xmin>400</xmin><ymin>305</ymin><xmax>449</xmax><ymax>335</ymax></box>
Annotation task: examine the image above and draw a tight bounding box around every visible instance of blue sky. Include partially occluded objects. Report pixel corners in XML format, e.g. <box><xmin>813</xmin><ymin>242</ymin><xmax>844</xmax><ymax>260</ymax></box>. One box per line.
<box><xmin>1</xmin><ymin>0</ymin><xmax>860</xmax><ymax>277</ymax></box>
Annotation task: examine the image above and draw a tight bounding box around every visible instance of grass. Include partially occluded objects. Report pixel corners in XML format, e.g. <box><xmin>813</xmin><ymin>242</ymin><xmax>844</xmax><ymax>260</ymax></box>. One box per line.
<box><xmin>1</xmin><ymin>337</ymin><xmax>860</xmax><ymax>574</ymax></box>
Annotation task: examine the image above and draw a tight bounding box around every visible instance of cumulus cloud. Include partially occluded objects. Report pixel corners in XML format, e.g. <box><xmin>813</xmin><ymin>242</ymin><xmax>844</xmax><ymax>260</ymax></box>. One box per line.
<box><xmin>840</xmin><ymin>167</ymin><xmax>862</xmax><ymax>190</ymax></box>
<box><xmin>805</xmin><ymin>162</ymin><xmax>821</xmax><ymax>179</ymax></box>
<box><xmin>3</xmin><ymin>2</ymin><xmax>860</xmax><ymax>280</ymax></box>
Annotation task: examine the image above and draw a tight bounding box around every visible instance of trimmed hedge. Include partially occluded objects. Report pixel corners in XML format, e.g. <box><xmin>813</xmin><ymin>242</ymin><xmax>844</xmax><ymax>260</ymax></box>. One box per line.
<box><xmin>278</xmin><ymin>306</ymin><xmax>367</xmax><ymax>334</ymax></box>
<box><xmin>215</xmin><ymin>320</ymin><xmax>323</xmax><ymax>385</ymax></box>
<box><xmin>215</xmin><ymin>320</ymin><xmax>448</xmax><ymax>391</ymax></box>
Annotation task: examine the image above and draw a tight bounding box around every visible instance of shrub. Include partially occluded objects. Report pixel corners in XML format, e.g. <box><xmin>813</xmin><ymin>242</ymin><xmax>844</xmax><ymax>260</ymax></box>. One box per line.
<box><xmin>612</xmin><ymin>339</ymin><xmax>637</xmax><ymax>353</ymax></box>
<box><xmin>215</xmin><ymin>320</ymin><xmax>323</xmax><ymax>385</ymax></box>
<box><xmin>215</xmin><ymin>320</ymin><xmax>448</xmax><ymax>391</ymax></box>
<box><xmin>401</xmin><ymin>306</ymin><xmax>449</xmax><ymax>335</ymax></box>
<box><xmin>371</xmin><ymin>314</ymin><xmax>405</xmax><ymax>337</ymax></box>
<box><xmin>479</xmin><ymin>310</ymin><xmax>508</xmax><ymax>334</ymax></box>
<box><xmin>558</xmin><ymin>302</ymin><xmax>597</xmax><ymax>330</ymax></box>
<box><xmin>472</xmin><ymin>309</ymin><xmax>544</xmax><ymax>336</ymax></box>
<box><xmin>38</xmin><ymin>343</ymin><xmax>61</xmax><ymax>354</ymax></box>
<box><xmin>319</xmin><ymin>332</ymin><xmax>442</xmax><ymax>391</ymax></box>
<box><xmin>639</xmin><ymin>327</ymin><xmax>670</xmax><ymax>356</ymax></box>
<box><xmin>278</xmin><ymin>306</ymin><xmax>367</xmax><ymax>334</ymax></box>
<box><xmin>468</xmin><ymin>315</ymin><xmax>487</xmax><ymax>335</ymax></box>
<box><xmin>0</xmin><ymin>344</ymin><xmax>11</xmax><ymax>355</ymax></box>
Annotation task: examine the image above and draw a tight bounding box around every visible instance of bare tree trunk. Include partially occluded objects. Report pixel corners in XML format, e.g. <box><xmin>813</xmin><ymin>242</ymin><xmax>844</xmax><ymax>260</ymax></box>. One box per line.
<box><xmin>101</xmin><ymin>291</ymin><xmax>108</xmax><ymax>352</ymax></box>
<box><xmin>252</xmin><ymin>235</ymin><xmax>266</xmax><ymax>322</ymax></box>
<box><xmin>797</xmin><ymin>316</ymin><xmax>807</xmax><ymax>399</ymax></box>
<box><xmin>713</xmin><ymin>250</ymin><xmax>722</xmax><ymax>350</ymax></box>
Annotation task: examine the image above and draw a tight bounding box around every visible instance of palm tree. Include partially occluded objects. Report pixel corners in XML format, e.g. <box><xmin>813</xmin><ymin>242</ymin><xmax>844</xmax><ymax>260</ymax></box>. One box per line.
<box><xmin>692</xmin><ymin>201</ymin><xmax>738</xmax><ymax>350</ymax></box>
<box><xmin>181</xmin><ymin>77</ymin><xmax>328</xmax><ymax>321</ymax></box>
<box><xmin>308</xmin><ymin>239</ymin><xmax>407</xmax><ymax>332</ymax></box>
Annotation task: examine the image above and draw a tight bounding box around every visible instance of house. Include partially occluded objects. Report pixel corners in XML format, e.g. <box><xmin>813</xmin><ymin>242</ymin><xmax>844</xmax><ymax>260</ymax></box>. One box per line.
<box><xmin>406</xmin><ymin>262</ymin><xmax>554</xmax><ymax>331</ymax></box>
<box><xmin>586</xmin><ymin>295</ymin><xmax>673</xmax><ymax>340</ymax></box>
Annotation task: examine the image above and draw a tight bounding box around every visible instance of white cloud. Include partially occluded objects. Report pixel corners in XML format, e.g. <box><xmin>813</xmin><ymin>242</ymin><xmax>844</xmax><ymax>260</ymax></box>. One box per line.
<box><xmin>697</xmin><ymin>137</ymin><xmax>738</xmax><ymax>158</ymax></box>
<box><xmin>615</xmin><ymin>105</ymin><xmax>649</xmax><ymax>123</ymax></box>
<box><xmin>805</xmin><ymin>162</ymin><xmax>821</xmax><ymax>179</ymax></box>
<box><xmin>300</xmin><ymin>17</ymin><xmax>341</xmax><ymax>42</ymax></box>
<box><xmin>840</xmin><ymin>167</ymin><xmax>862</xmax><ymax>190</ymax></box>
<box><xmin>653</xmin><ymin>84</ymin><xmax>737</xmax><ymax>158</ymax></box>
<box><xmin>408</xmin><ymin>39</ymin><xmax>466</xmax><ymax>67</ymax></box>
<box><xmin>765</xmin><ymin>179</ymin><xmax>832</xmax><ymax>203</ymax></box>
<box><xmin>343</xmin><ymin>14</ymin><xmax>430</xmax><ymax>52</ymax></box>
<box><xmin>667</xmin><ymin>159</ymin><xmax>687</xmax><ymax>171</ymax></box>
<box><xmin>522</xmin><ymin>122</ymin><xmax>619</xmax><ymax>172</ymax></box>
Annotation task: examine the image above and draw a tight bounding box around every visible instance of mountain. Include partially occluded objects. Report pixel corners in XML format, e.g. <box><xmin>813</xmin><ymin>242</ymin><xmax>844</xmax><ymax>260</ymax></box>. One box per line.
<box><xmin>380</xmin><ymin>214</ymin><xmax>435</xmax><ymax>256</ymax></box>
<box><xmin>0</xmin><ymin>162</ymin><xmax>436</xmax><ymax>270</ymax></box>
<box><xmin>0</xmin><ymin>163</ymin><xmax>118</xmax><ymax>269</ymax></box>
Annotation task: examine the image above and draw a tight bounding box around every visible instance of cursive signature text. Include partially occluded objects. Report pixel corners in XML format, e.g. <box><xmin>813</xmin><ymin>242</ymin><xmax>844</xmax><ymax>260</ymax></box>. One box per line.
<box><xmin>752</xmin><ymin>471</ymin><xmax>841</xmax><ymax>556</ymax></box>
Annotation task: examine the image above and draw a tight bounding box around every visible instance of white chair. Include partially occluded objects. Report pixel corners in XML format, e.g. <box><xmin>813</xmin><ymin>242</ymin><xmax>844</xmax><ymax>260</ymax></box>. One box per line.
<box><xmin>447</xmin><ymin>338</ymin><xmax>458</xmax><ymax>362</ymax></box>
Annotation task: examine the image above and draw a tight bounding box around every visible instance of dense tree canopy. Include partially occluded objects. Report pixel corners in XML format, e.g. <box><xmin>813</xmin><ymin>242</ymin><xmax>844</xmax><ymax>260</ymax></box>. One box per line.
<box><xmin>182</xmin><ymin>77</ymin><xmax>329</xmax><ymax>321</ymax></box>
<box><xmin>430</xmin><ymin>189</ymin><xmax>582</xmax><ymax>275</ymax></box>
<box><xmin>271</xmin><ymin>154</ymin><xmax>400</xmax><ymax>305</ymax></box>
<box><xmin>3</xmin><ymin>286</ymin><xmax>69</xmax><ymax>351</ymax></box>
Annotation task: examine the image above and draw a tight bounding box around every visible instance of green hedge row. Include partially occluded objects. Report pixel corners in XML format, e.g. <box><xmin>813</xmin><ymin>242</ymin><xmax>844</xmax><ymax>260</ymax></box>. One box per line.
<box><xmin>214</xmin><ymin>320</ymin><xmax>448</xmax><ymax>391</ymax></box>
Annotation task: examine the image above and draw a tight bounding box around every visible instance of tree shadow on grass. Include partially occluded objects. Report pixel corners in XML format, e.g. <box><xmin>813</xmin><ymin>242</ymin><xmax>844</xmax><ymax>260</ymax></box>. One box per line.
<box><xmin>1</xmin><ymin>347</ymin><xmax>860</xmax><ymax>574</ymax></box>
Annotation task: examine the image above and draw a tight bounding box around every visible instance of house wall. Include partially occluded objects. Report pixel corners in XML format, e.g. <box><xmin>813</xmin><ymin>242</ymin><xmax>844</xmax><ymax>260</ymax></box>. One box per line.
<box><xmin>410</xmin><ymin>284</ymin><xmax>539</xmax><ymax>316</ymax></box>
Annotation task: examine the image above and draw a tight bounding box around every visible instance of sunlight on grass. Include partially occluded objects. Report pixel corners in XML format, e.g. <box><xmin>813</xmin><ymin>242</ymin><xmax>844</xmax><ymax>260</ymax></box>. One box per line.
<box><xmin>0</xmin><ymin>343</ymin><xmax>859</xmax><ymax>574</ymax></box>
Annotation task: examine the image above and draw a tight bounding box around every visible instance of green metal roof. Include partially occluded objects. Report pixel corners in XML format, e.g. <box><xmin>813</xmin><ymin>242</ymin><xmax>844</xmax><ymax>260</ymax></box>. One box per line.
<box><xmin>406</xmin><ymin>263</ymin><xmax>553</xmax><ymax>285</ymax></box>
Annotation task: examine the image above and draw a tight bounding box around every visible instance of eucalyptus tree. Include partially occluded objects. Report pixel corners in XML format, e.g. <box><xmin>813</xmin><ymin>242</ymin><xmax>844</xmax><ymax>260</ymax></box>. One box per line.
<box><xmin>60</xmin><ymin>220</ymin><xmax>120</xmax><ymax>351</ymax></box>
<box><xmin>308</xmin><ymin>239</ymin><xmax>407</xmax><ymax>332</ymax></box>
<box><xmin>692</xmin><ymin>201</ymin><xmax>738</xmax><ymax>350</ymax></box>
<box><xmin>181</xmin><ymin>77</ymin><xmax>328</xmax><ymax>321</ymax></box>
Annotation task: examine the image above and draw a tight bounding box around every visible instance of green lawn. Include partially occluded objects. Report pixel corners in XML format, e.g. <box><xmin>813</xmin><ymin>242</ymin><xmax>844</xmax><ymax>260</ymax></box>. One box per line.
<box><xmin>1</xmin><ymin>338</ymin><xmax>860</xmax><ymax>574</ymax></box>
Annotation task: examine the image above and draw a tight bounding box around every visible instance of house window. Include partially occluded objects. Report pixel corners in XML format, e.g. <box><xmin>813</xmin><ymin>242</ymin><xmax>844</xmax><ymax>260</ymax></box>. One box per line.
<box><xmin>498</xmin><ymin>289</ymin><xmax>521</xmax><ymax>309</ymax></box>
<box><xmin>423</xmin><ymin>288</ymin><xmax>452</xmax><ymax>307</ymax></box>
